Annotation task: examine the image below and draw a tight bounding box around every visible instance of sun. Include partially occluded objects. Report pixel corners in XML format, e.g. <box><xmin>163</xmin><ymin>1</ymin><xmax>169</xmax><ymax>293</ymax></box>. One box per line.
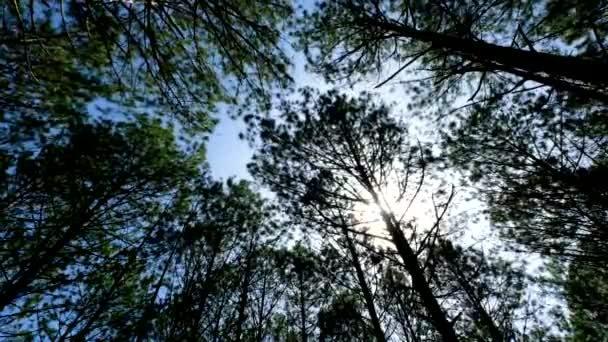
<box><xmin>352</xmin><ymin>193</ymin><xmax>399</xmax><ymax>245</ymax></box>
<box><xmin>350</xmin><ymin>182</ymin><xmax>433</xmax><ymax>247</ymax></box>
<box><xmin>353</xmin><ymin>199</ymin><xmax>383</xmax><ymax>225</ymax></box>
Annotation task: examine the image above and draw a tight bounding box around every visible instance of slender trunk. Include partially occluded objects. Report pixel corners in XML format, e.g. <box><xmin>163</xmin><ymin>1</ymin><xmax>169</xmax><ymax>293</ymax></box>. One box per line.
<box><xmin>363</xmin><ymin>17</ymin><xmax>608</xmax><ymax>102</ymax></box>
<box><xmin>380</xmin><ymin>211</ymin><xmax>458</xmax><ymax>341</ymax></box>
<box><xmin>298</xmin><ymin>271</ymin><xmax>308</xmax><ymax>342</ymax></box>
<box><xmin>192</xmin><ymin>247</ymin><xmax>219</xmax><ymax>323</ymax></box>
<box><xmin>350</xmin><ymin>159</ymin><xmax>458</xmax><ymax>342</ymax></box>
<box><xmin>455</xmin><ymin>271</ymin><xmax>503</xmax><ymax>342</ymax></box>
<box><xmin>255</xmin><ymin>271</ymin><xmax>268</xmax><ymax>342</ymax></box>
<box><xmin>235</xmin><ymin>272</ymin><xmax>250</xmax><ymax>342</ymax></box>
<box><xmin>211</xmin><ymin>290</ymin><xmax>231</xmax><ymax>342</ymax></box>
<box><xmin>389</xmin><ymin>274</ymin><xmax>420</xmax><ymax>342</ymax></box>
<box><xmin>136</xmin><ymin>239</ymin><xmax>179</xmax><ymax>342</ymax></box>
<box><xmin>341</xmin><ymin>121</ymin><xmax>457</xmax><ymax>340</ymax></box>
<box><xmin>169</xmin><ymin>249</ymin><xmax>218</xmax><ymax>339</ymax></box>
<box><xmin>382</xmin><ymin>212</ymin><xmax>458</xmax><ymax>341</ymax></box>
<box><xmin>235</xmin><ymin>249</ymin><xmax>254</xmax><ymax>342</ymax></box>
<box><xmin>342</xmin><ymin>226</ymin><xmax>387</xmax><ymax>342</ymax></box>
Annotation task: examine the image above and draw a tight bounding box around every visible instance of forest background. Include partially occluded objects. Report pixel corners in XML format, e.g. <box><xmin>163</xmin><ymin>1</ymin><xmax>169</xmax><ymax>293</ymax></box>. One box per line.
<box><xmin>1</xmin><ymin>0</ymin><xmax>606</xmax><ymax>341</ymax></box>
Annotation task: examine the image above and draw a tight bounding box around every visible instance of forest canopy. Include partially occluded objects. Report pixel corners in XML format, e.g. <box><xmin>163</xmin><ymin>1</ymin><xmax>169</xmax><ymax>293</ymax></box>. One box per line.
<box><xmin>1</xmin><ymin>0</ymin><xmax>606</xmax><ymax>341</ymax></box>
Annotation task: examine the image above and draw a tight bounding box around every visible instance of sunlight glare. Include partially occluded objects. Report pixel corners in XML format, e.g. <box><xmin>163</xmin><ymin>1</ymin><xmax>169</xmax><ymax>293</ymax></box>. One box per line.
<box><xmin>351</xmin><ymin>181</ymin><xmax>437</xmax><ymax>247</ymax></box>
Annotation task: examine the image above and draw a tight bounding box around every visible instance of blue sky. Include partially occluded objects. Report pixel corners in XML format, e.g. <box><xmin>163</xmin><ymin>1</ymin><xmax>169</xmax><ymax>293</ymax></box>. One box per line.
<box><xmin>206</xmin><ymin>114</ymin><xmax>252</xmax><ymax>180</ymax></box>
<box><xmin>207</xmin><ymin>0</ymin><xmax>314</xmax><ymax>180</ymax></box>
<box><xmin>206</xmin><ymin>52</ymin><xmax>331</xmax><ymax>181</ymax></box>
<box><xmin>205</xmin><ymin>50</ymin><xmax>415</xmax><ymax>182</ymax></box>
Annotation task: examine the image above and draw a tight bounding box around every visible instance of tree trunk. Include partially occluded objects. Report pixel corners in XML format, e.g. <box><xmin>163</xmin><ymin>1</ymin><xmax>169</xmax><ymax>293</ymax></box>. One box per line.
<box><xmin>360</xmin><ymin>180</ymin><xmax>458</xmax><ymax>341</ymax></box>
<box><xmin>380</xmin><ymin>211</ymin><xmax>459</xmax><ymax>341</ymax></box>
<box><xmin>351</xmin><ymin>161</ymin><xmax>458</xmax><ymax>342</ymax></box>
<box><xmin>235</xmin><ymin>242</ymin><xmax>255</xmax><ymax>342</ymax></box>
<box><xmin>235</xmin><ymin>269</ymin><xmax>250</xmax><ymax>342</ymax></box>
<box><xmin>363</xmin><ymin>17</ymin><xmax>608</xmax><ymax>102</ymax></box>
<box><xmin>342</xmin><ymin>122</ymin><xmax>457</xmax><ymax>340</ymax></box>
<box><xmin>342</xmin><ymin>226</ymin><xmax>387</xmax><ymax>342</ymax></box>
<box><xmin>298</xmin><ymin>271</ymin><xmax>308</xmax><ymax>342</ymax></box>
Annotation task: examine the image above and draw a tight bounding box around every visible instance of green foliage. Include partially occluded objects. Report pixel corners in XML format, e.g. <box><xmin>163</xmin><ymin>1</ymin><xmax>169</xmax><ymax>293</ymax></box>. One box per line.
<box><xmin>0</xmin><ymin>118</ymin><xmax>202</xmax><ymax>339</ymax></box>
<box><xmin>566</xmin><ymin>260</ymin><xmax>608</xmax><ymax>341</ymax></box>
<box><xmin>1</xmin><ymin>0</ymin><xmax>605</xmax><ymax>340</ymax></box>
<box><xmin>1</xmin><ymin>0</ymin><xmax>293</xmax><ymax>136</ymax></box>
<box><xmin>552</xmin><ymin>238</ymin><xmax>608</xmax><ymax>341</ymax></box>
<box><xmin>442</xmin><ymin>90</ymin><xmax>607</xmax><ymax>266</ymax></box>
<box><xmin>299</xmin><ymin>0</ymin><xmax>608</xmax><ymax>112</ymax></box>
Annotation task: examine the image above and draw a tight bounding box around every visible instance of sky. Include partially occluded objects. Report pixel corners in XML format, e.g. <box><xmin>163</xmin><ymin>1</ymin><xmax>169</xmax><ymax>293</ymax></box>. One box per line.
<box><xmin>206</xmin><ymin>50</ymin><xmax>334</xmax><ymax>181</ymax></box>
<box><xmin>206</xmin><ymin>114</ymin><xmax>253</xmax><ymax>181</ymax></box>
<box><xmin>207</xmin><ymin>53</ymin><xmax>404</xmax><ymax>181</ymax></box>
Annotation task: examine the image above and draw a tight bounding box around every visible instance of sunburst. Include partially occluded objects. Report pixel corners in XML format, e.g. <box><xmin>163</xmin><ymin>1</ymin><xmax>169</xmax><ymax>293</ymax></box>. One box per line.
<box><xmin>351</xmin><ymin>182</ymin><xmax>435</xmax><ymax>247</ymax></box>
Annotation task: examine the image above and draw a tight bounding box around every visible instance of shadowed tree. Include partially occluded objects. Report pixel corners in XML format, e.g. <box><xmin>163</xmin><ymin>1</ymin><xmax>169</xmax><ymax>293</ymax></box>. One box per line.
<box><xmin>1</xmin><ymin>0</ymin><xmax>294</xmax><ymax>142</ymax></box>
<box><xmin>0</xmin><ymin>117</ymin><xmax>203</xmax><ymax>339</ymax></box>
<box><xmin>565</xmin><ymin>250</ymin><xmax>608</xmax><ymax>340</ymax></box>
<box><xmin>544</xmin><ymin>238</ymin><xmax>608</xmax><ymax>341</ymax></box>
<box><xmin>138</xmin><ymin>180</ymin><xmax>287</xmax><ymax>341</ymax></box>
<box><xmin>276</xmin><ymin>243</ymin><xmax>328</xmax><ymax>342</ymax></box>
<box><xmin>299</xmin><ymin>0</ymin><xmax>608</xmax><ymax>108</ymax></box>
<box><xmin>442</xmin><ymin>92</ymin><xmax>607</xmax><ymax>268</ymax></box>
<box><xmin>318</xmin><ymin>292</ymin><xmax>377</xmax><ymax>342</ymax></box>
<box><xmin>248</xmin><ymin>90</ymin><xmax>464</xmax><ymax>340</ymax></box>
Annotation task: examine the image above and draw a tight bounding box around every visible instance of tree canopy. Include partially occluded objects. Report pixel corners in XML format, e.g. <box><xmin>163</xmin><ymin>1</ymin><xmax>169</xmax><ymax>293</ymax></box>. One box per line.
<box><xmin>1</xmin><ymin>0</ymin><xmax>606</xmax><ymax>340</ymax></box>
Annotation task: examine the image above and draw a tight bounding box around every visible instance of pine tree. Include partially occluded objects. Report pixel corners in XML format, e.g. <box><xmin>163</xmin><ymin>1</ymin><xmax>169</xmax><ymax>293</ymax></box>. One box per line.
<box><xmin>248</xmin><ymin>90</ymin><xmax>533</xmax><ymax>340</ymax></box>
<box><xmin>0</xmin><ymin>117</ymin><xmax>202</xmax><ymax>339</ymax></box>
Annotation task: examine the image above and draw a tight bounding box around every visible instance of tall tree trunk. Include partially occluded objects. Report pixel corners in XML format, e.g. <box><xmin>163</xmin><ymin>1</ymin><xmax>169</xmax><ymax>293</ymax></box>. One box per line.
<box><xmin>235</xmin><ymin>241</ymin><xmax>255</xmax><ymax>342</ymax></box>
<box><xmin>361</xmin><ymin>16</ymin><xmax>608</xmax><ymax>102</ymax></box>
<box><xmin>136</xmin><ymin>240</ymin><xmax>178</xmax><ymax>341</ymax></box>
<box><xmin>380</xmin><ymin>210</ymin><xmax>458</xmax><ymax>341</ymax></box>
<box><xmin>342</xmin><ymin>225</ymin><xmax>387</xmax><ymax>342</ymax></box>
<box><xmin>298</xmin><ymin>271</ymin><xmax>308</xmax><ymax>342</ymax></box>
<box><xmin>345</xmin><ymin>130</ymin><xmax>458</xmax><ymax>341</ymax></box>
<box><xmin>355</xmin><ymin>176</ymin><xmax>457</xmax><ymax>341</ymax></box>
<box><xmin>234</xmin><ymin>267</ymin><xmax>250</xmax><ymax>342</ymax></box>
